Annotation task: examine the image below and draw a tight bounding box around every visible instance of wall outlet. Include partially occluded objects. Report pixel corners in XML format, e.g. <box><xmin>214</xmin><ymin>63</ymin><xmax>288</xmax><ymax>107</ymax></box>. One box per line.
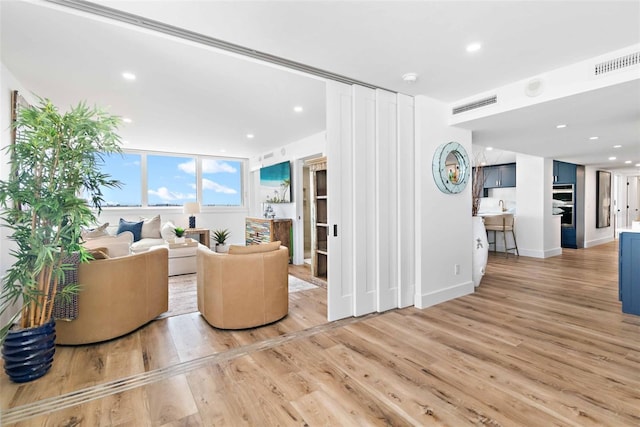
<box><xmin>454</xmin><ymin>264</ymin><xmax>460</xmax><ymax>275</ymax></box>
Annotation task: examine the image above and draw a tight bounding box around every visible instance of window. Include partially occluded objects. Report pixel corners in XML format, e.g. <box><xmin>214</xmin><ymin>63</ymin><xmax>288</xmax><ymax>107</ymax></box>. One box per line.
<box><xmin>99</xmin><ymin>152</ymin><xmax>142</xmax><ymax>207</ymax></box>
<box><xmin>147</xmin><ymin>155</ymin><xmax>196</xmax><ymax>207</ymax></box>
<box><xmin>201</xmin><ymin>158</ymin><xmax>242</xmax><ymax>206</ymax></box>
<box><xmin>97</xmin><ymin>151</ymin><xmax>244</xmax><ymax>208</ymax></box>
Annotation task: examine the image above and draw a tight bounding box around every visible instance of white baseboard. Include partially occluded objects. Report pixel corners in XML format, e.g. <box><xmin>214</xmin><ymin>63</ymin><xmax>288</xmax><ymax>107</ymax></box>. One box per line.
<box><xmin>415</xmin><ymin>281</ymin><xmax>474</xmax><ymax>309</ymax></box>
<box><xmin>543</xmin><ymin>247</ymin><xmax>563</xmax><ymax>258</ymax></box>
<box><xmin>517</xmin><ymin>248</ymin><xmax>546</xmax><ymax>258</ymax></box>
<box><xmin>585</xmin><ymin>236</ymin><xmax>614</xmax><ymax>248</ymax></box>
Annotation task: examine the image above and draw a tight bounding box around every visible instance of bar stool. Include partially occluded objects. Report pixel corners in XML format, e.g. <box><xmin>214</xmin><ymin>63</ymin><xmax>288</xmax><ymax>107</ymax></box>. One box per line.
<box><xmin>484</xmin><ymin>214</ymin><xmax>519</xmax><ymax>257</ymax></box>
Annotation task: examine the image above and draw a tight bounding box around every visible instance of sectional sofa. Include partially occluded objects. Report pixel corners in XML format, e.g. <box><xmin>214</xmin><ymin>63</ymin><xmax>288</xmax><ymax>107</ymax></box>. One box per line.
<box><xmin>81</xmin><ymin>215</ymin><xmax>205</xmax><ymax>275</ymax></box>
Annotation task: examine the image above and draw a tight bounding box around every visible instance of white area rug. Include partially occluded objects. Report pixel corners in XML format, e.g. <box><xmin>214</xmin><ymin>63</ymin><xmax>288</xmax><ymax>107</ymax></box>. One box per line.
<box><xmin>160</xmin><ymin>273</ymin><xmax>317</xmax><ymax>318</ymax></box>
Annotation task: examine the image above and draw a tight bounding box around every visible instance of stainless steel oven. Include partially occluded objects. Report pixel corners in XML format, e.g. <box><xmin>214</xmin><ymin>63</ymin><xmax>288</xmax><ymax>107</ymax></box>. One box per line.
<box><xmin>553</xmin><ymin>184</ymin><xmax>574</xmax><ymax>227</ymax></box>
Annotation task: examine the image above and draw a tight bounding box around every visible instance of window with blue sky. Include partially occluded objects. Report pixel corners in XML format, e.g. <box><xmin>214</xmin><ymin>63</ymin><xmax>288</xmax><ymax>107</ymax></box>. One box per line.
<box><xmin>202</xmin><ymin>158</ymin><xmax>242</xmax><ymax>206</ymax></box>
<box><xmin>99</xmin><ymin>152</ymin><xmax>142</xmax><ymax>207</ymax></box>
<box><xmin>98</xmin><ymin>151</ymin><xmax>243</xmax><ymax>208</ymax></box>
<box><xmin>147</xmin><ymin>155</ymin><xmax>196</xmax><ymax>206</ymax></box>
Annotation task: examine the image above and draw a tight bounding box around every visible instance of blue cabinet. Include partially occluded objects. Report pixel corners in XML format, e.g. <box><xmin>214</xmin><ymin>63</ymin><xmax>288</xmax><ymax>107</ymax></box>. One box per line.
<box><xmin>561</xmin><ymin>226</ymin><xmax>577</xmax><ymax>249</ymax></box>
<box><xmin>553</xmin><ymin>160</ymin><xmax>576</xmax><ymax>184</ymax></box>
<box><xmin>483</xmin><ymin>163</ymin><xmax>516</xmax><ymax>189</ymax></box>
<box><xmin>619</xmin><ymin>232</ymin><xmax>640</xmax><ymax>316</ymax></box>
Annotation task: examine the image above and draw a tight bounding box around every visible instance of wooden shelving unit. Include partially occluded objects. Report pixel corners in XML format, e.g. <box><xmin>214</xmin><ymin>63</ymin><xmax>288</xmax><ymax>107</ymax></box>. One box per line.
<box><xmin>245</xmin><ymin>217</ymin><xmax>293</xmax><ymax>262</ymax></box>
<box><xmin>307</xmin><ymin>157</ymin><xmax>327</xmax><ymax>278</ymax></box>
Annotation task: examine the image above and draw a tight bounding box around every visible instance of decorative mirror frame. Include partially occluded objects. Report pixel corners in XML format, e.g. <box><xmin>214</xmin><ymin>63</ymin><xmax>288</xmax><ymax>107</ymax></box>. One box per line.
<box><xmin>431</xmin><ymin>141</ymin><xmax>470</xmax><ymax>194</ymax></box>
<box><xmin>596</xmin><ymin>170</ymin><xmax>611</xmax><ymax>228</ymax></box>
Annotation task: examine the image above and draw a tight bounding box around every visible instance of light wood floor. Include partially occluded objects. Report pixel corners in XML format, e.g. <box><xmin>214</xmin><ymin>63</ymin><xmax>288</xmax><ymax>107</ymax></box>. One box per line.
<box><xmin>2</xmin><ymin>242</ymin><xmax>639</xmax><ymax>426</ymax></box>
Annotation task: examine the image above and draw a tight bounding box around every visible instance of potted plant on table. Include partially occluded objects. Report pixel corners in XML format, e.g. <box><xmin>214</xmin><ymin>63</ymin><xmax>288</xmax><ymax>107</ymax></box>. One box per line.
<box><xmin>174</xmin><ymin>227</ymin><xmax>186</xmax><ymax>244</ymax></box>
<box><xmin>213</xmin><ymin>228</ymin><xmax>231</xmax><ymax>253</ymax></box>
<box><xmin>0</xmin><ymin>98</ymin><xmax>122</xmax><ymax>382</ymax></box>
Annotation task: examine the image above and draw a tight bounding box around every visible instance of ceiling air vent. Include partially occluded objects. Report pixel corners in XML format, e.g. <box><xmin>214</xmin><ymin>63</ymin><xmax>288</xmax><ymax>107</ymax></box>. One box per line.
<box><xmin>452</xmin><ymin>95</ymin><xmax>497</xmax><ymax>115</ymax></box>
<box><xmin>594</xmin><ymin>51</ymin><xmax>640</xmax><ymax>76</ymax></box>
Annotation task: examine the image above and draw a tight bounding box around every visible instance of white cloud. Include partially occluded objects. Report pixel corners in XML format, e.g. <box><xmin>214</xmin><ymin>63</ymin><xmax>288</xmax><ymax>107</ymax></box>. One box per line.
<box><xmin>202</xmin><ymin>178</ymin><xmax>237</xmax><ymax>194</ymax></box>
<box><xmin>177</xmin><ymin>159</ymin><xmax>237</xmax><ymax>175</ymax></box>
<box><xmin>148</xmin><ymin>186</ymin><xmax>196</xmax><ymax>201</ymax></box>
<box><xmin>203</xmin><ymin>159</ymin><xmax>237</xmax><ymax>174</ymax></box>
<box><xmin>177</xmin><ymin>159</ymin><xmax>196</xmax><ymax>175</ymax></box>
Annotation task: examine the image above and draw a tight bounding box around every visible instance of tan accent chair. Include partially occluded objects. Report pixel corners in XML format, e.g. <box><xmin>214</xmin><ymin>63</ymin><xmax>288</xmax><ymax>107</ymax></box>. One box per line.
<box><xmin>197</xmin><ymin>242</ymin><xmax>289</xmax><ymax>329</ymax></box>
<box><xmin>484</xmin><ymin>213</ymin><xmax>519</xmax><ymax>257</ymax></box>
<box><xmin>56</xmin><ymin>247</ymin><xmax>169</xmax><ymax>345</ymax></box>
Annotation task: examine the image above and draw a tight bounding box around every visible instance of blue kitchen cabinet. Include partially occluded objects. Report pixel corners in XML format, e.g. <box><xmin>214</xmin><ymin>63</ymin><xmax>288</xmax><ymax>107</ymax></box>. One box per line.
<box><xmin>619</xmin><ymin>232</ymin><xmax>640</xmax><ymax>316</ymax></box>
<box><xmin>483</xmin><ymin>163</ymin><xmax>516</xmax><ymax>189</ymax></box>
<box><xmin>553</xmin><ymin>160</ymin><xmax>576</xmax><ymax>184</ymax></box>
<box><xmin>561</xmin><ymin>226</ymin><xmax>577</xmax><ymax>249</ymax></box>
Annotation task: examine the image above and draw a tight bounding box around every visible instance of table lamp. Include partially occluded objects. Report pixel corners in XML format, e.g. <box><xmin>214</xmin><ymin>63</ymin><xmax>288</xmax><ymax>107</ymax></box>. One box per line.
<box><xmin>183</xmin><ymin>202</ymin><xmax>200</xmax><ymax>228</ymax></box>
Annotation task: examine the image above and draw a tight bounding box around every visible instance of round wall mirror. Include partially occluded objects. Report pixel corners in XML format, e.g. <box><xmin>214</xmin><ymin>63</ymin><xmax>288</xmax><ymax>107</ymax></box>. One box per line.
<box><xmin>432</xmin><ymin>141</ymin><xmax>470</xmax><ymax>194</ymax></box>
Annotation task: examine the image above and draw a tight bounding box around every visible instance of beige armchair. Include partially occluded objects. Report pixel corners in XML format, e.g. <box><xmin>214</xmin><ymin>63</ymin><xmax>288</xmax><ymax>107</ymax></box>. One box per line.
<box><xmin>56</xmin><ymin>247</ymin><xmax>169</xmax><ymax>345</ymax></box>
<box><xmin>197</xmin><ymin>241</ymin><xmax>289</xmax><ymax>329</ymax></box>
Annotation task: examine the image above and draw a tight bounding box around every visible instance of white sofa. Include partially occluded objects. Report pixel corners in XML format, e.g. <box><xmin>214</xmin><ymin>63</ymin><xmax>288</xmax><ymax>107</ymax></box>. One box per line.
<box><xmin>81</xmin><ymin>215</ymin><xmax>203</xmax><ymax>276</ymax></box>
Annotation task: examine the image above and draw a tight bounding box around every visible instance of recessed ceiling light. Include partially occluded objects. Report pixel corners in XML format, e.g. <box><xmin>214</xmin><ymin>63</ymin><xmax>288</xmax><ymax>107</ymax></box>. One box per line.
<box><xmin>613</xmin><ymin>145</ymin><xmax>622</xmax><ymax>148</ymax></box>
<box><xmin>485</xmin><ymin>147</ymin><xmax>494</xmax><ymax>151</ymax></box>
<box><xmin>246</xmin><ymin>133</ymin><xmax>254</xmax><ymax>139</ymax></box>
<box><xmin>122</xmin><ymin>117</ymin><xmax>132</xmax><ymax>124</ymax></box>
<box><xmin>122</xmin><ymin>72</ymin><xmax>136</xmax><ymax>81</ymax></box>
<box><xmin>589</xmin><ymin>136</ymin><xmax>599</xmax><ymax>140</ymax></box>
<box><xmin>402</xmin><ymin>73</ymin><xmax>418</xmax><ymax>83</ymax></box>
<box><xmin>556</xmin><ymin>124</ymin><xmax>567</xmax><ymax>129</ymax></box>
<box><xmin>220</xmin><ymin>149</ymin><xmax>226</xmax><ymax>153</ymax></box>
<box><xmin>636</xmin><ymin>163</ymin><xmax>640</xmax><ymax>167</ymax></box>
<box><xmin>466</xmin><ymin>42</ymin><xmax>482</xmax><ymax>53</ymax></box>
<box><xmin>293</xmin><ymin>106</ymin><xmax>304</xmax><ymax>113</ymax></box>
<box><xmin>609</xmin><ymin>157</ymin><xmax>616</xmax><ymax>160</ymax></box>
<box><xmin>625</xmin><ymin>160</ymin><xmax>632</xmax><ymax>164</ymax></box>
<box><xmin>480</xmin><ymin>162</ymin><xmax>487</xmax><ymax>166</ymax></box>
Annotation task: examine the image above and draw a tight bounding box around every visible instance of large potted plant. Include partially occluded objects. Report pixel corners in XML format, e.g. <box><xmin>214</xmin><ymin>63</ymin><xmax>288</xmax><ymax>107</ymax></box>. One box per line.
<box><xmin>0</xmin><ymin>98</ymin><xmax>122</xmax><ymax>382</ymax></box>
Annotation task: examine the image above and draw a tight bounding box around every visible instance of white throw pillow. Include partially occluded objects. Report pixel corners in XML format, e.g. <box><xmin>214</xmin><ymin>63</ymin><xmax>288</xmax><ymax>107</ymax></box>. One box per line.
<box><xmin>140</xmin><ymin>215</ymin><xmax>162</xmax><ymax>239</ymax></box>
<box><xmin>81</xmin><ymin>222</ymin><xmax>109</xmax><ymax>239</ymax></box>
<box><xmin>160</xmin><ymin>221</ymin><xmax>176</xmax><ymax>240</ymax></box>
<box><xmin>82</xmin><ymin>231</ymin><xmax>133</xmax><ymax>258</ymax></box>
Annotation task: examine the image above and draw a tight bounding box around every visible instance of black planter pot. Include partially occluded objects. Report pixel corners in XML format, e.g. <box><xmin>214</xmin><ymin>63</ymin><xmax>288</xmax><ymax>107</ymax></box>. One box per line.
<box><xmin>2</xmin><ymin>320</ymin><xmax>56</xmax><ymax>383</ymax></box>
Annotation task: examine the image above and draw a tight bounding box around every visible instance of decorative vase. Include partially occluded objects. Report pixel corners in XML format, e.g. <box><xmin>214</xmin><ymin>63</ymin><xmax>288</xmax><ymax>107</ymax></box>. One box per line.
<box><xmin>472</xmin><ymin>216</ymin><xmax>489</xmax><ymax>287</ymax></box>
<box><xmin>2</xmin><ymin>320</ymin><xmax>56</xmax><ymax>383</ymax></box>
<box><xmin>175</xmin><ymin>237</ymin><xmax>185</xmax><ymax>244</ymax></box>
<box><xmin>216</xmin><ymin>244</ymin><xmax>229</xmax><ymax>254</ymax></box>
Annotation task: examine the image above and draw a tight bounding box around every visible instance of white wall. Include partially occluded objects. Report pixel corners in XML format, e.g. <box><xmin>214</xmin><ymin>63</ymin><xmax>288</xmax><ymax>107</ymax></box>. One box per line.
<box><xmin>414</xmin><ymin>95</ymin><xmax>474</xmax><ymax>308</ymax></box>
<box><xmin>0</xmin><ymin>63</ymin><xmax>40</xmax><ymax>327</ymax></box>
<box><xmin>249</xmin><ymin>131</ymin><xmax>326</xmax><ymax>264</ymax></box>
<box><xmin>515</xmin><ymin>154</ymin><xmax>561</xmax><ymax>258</ymax></box>
<box><xmin>584</xmin><ymin>166</ymin><xmax>615</xmax><ymax>247</ymax></box>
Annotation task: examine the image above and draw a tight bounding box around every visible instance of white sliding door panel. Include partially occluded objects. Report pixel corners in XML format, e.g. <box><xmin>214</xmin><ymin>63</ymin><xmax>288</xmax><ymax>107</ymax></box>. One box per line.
<box><xmin>326</xmin><ymin>81</ymin><xmax>354</xmax><ymax>321</ymax></box>
<box><xmin>397</xmin><ymin>94</ymin><xmax>415</xmax><ymax>308</ymax></box>
<box><xmin>375</xmin><ymin>89</ymin><xmax>399</xmax><ymax>312</ymax></box>
<box><xmin>353</xmin><ymin>85</ymin><xmax>377</xmax><ymax>316</ymax></box>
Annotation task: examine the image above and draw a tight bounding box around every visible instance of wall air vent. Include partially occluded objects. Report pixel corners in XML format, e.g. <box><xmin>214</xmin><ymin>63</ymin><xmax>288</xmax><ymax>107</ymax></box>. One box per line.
<box><xmin>263</xmin><ymin>152</ymin><xmax>274</xmax><ymax>159</ymax></box>
<box><xmin>594</xmin><ymin>51</ymin><xmax>640</xmax><ymax>76</ymax></box>
<box><xmin>452</xmin><ymin>95</ymin><xmax>497</xmax><ymax>115</ymax></box>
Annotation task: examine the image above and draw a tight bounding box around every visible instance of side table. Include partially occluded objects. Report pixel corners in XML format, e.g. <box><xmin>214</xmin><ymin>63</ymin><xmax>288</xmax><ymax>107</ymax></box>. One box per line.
<box><xmin>186</xmin><ymin>228</ymin><xmax>210</xmax><ymax>249</ymax></box>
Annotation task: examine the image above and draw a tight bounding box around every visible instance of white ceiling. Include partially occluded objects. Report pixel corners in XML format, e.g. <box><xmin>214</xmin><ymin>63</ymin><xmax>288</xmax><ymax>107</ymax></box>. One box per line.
<box><xmin>2</xmin><ymin>0</ymin><xmax>639</xmax><ymax>171</ymax></box>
